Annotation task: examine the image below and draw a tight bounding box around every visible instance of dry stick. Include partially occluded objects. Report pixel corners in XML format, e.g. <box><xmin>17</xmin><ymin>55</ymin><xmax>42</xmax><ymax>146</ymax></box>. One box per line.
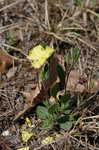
<box><xmin>33</xmin><ymin>133</ymin><xmax>97</xmax><ymax>150</ymax></box>
<box><xmin>0</xmin><ymin>23</ymin><xmax>18</xmax><ymax>30</ymax></box>
<box><xmin>3</xmin><ymin>43</ymin><xmax>27</xmax><ymax>57</ymax></box>
<box><xmin>2</xmin><ymin>44</ymin><xmax>31</xmax><ymax>64</ymax></box>
<box><xmin>0</xmin><ymin>49</ymin><xmax>18</xmax><ymax>61</ymax></box>
<box><xmin>76</xmin><ymin>92</ymin><xmax>97</xmax><ymax>112</ymax></box>
<box><xmin>82</xmin><ymin>0</ymin><xmax>90</xmax><ymax>26</ymax></box>
<box><xmin>86</xmin><ymin>8</ymin><xmax>99</xmax><ymax>18</ymax></box>
<box><xmin>33</xmin><ymin>137</ymin><xmax>67</xmax><ymax>150</ymax></box>
<box><xmin>0</xmin><ymin>24</ymin><xmax>20</xmax><ymax>33</ymax></box>
<box><xmin>43</xmin><ymin>31</ymin><xmax>74</xmax><ymax>46</ymax></box>
<box><xmin>27</xmin><ymin>0</ymin><xmax>36</xmax><ymax>11</ymax></box>
<box><xmin>57</xmin><ymin>8</ymin><xmax>69</xmax><ymax>28</ymax></box>
<box><xmin>77</xmin><ymin>37</ymin><xmax>97</xmax><ymax>52</ymax></box>
<box><xmin>82</xmin><ymin>115</ymin><xmax>99</xmax><ymax>120</ymax></box>
<box><xmin>0</xmin><ymin>0</ymin><xmax>25</xmax><ymax>12</ymax></box>
<box><xmin>45</xmin><ymin>0</ymin><xmax>50</xmax><ymax>30</ymax></box>
<box><xmin>68</xmin><ymin>9</ymin><xmax>81</xmax><ymax>20</ymax></box>
<box><xmin>0</xmin><ymin>110</ymin><xmax>13</xmax><ymax>118</ymax></box>
<box><xmin>3</xmin><ymin>43</ymin><xmax>22</xmax><ymax>52</ymax></box>
<box><xmin>82</xmin><ymin>11</ymin><xmax>87</xmax><ymax>26</ymax></box>
<box><xmin>0</xmin><ymin>48</ymin><xmax>25</xmax><ymax>65</ymax></box>
<box><xmin>60</xmin><ymin>27</ymin><xmax>86</xmax><ymax>31</ymax></box>
<box><xmin>70</xmin><ymin>135</ymin><xmax>98</xmax><ymax>150</ymax></box>
<box><xmin>66</xmin><ymin>33</ymin><xmax>97</xmax><ymax>52</ymax></box>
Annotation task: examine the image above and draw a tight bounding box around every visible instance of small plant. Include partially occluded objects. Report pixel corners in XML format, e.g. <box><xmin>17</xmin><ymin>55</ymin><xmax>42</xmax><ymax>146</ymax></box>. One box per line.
<box><xmin>36</xmin><ymin>47</ymin><xmax>80</xmax><ymax>131</ymax></box>
<box><xmin>36</xmin><ymin>94</ymin><xmax>78</xmax><ymax>130</ymax></box>
<box><xmin>64</xmin><ymin>47</ymin><xmax>80</xmax><ymax>66</ymax></box>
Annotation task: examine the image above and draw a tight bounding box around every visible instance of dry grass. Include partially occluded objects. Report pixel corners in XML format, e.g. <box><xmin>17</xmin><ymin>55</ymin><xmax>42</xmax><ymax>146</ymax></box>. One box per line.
<box><xmin>0</xmin><ymin>0</ymin><xmax>99</xmax><ymax>149</ymax></box>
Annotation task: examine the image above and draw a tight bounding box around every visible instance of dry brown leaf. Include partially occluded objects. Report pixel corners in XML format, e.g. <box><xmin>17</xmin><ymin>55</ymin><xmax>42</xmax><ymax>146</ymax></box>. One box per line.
<box><xmin>66</xmin><ymin>70</ymin><xmax>86</xmax><ymax>93</ymax></box>
<box><xmin>48</xmin><ymin>96</ymin><xmax>56</xmax><ymax>103</ymax></box>
<box><xmin>87</xmin><ymin>79</ymin><xmax>99</xmax><ymax>93</ymax></box>
<box><xmin>0</xmin><ymin>50</ymin><xmax>14</xmax><ymax>73</ymax></box>
<box><xmin>74</xmin><ymin>83</ymin><xmax>86</xmax><ymax>93</ymax></box>
<box><xmin>66</xmin><ymin>70</ymin><xmax>99</xmax><ymax>93</ymax></box>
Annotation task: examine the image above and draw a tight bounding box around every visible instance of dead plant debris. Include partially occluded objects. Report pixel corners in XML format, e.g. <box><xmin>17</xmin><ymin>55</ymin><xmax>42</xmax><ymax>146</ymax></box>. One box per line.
<box><xmin>0</xmin><ymin>0</ymin><xmax>99</xmax><ymax>150</ymax></box>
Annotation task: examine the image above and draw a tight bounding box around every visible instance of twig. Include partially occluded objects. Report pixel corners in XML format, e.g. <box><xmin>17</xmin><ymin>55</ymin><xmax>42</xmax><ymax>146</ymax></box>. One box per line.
<box><xmin>45</xmin><ymin>0</ymin><xmax>50</xmax><ymax>30</ymax></box>
<box><xmin>0</xmin><ymin>23</ymin><xmax>20</xmax><ymax>33</ymax></box>
<box><xmin>82</xmin><ymin>115</ymin><xmax>99</xmax><ymax>120</ymax></box>
<box><xmin>86</xmin><ymin>8</ymin><xmax>99</xmax><ymax>18</ymax></box>
<box><xmin>0</xmin><ymin>0</ymin><xmax>25</xmax><ymax>12</ymax></box>
<box><xmin>66</xmin><ymin>32</ymin><xmax>97</xmax><ymax>51</ymax></box>
<box><xmin>3</xmin><ymin>43</ymin><xmax>27</xmax><ymax>57</ymax></box>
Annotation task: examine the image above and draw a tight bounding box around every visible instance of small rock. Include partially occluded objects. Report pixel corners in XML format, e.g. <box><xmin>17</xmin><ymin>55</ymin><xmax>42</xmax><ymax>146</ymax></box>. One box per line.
<box><xmin>6</xmin><ymin>67</ymin><xmax>17</xmax><ymax>79</ymax></box>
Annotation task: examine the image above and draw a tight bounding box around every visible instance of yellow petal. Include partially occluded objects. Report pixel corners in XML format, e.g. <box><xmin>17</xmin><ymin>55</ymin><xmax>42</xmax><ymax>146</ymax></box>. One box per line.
<box><xmin>21</xmin><ymin>130</ymin><xmax>33</xmax><ymax>142</ymax></box>
<box><xmin>41</xmin><ymin>136</ymin><xmax>54</xmax><ymax>144</ymax></box>
<box><xmin>54</xmin><ymin>132</ymin><xmax>63</xmax><ymax>138</ymax></box>
<box><xmin>27</xmin><ymin>45</ymin><xmax>54</xmax><ymax>68</ymax></box>
<box><xmin>25</xmin><ymin>117</ymin><xmax>32</xmax><ymax>127</ymax></box>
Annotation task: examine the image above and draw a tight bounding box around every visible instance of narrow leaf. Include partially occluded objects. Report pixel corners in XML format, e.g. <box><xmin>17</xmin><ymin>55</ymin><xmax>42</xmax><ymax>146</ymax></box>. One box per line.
<box><xmin>57</xmin><ymin>64</ymin><xmax>65</xmax><ymax>83</ymax></box>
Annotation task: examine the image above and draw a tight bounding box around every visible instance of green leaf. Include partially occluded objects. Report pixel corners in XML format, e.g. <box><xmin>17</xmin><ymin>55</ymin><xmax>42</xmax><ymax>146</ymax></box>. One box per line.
<box><xmin>57</xmin><ymin>115</ymin><xmax>69</xmax><ymax>123</ymax></box>
<box><xmin>39</xmin><ymin>64</ymin><xmax>50</xmax><ymax>81</ymax></box>
<box><xmin>60</xmin><ymin>98</ymin><xmax>76</xmax><ymax>111</ymax></box>
<box><xmin>60</xmin><ymin>94</ymin><xmax>70</xmax><ymax>104</ymax></box>
<box><xmin>72</xmin><ymin>48</ymin><xmax>80</xmax><ymax>63</ymax></box>
<box><xmin>59</xmin><ymin>121</ymin><xmax>73</xmax><ymax>130</ymax></box>
<box><xmin>48</xmin><ymin>103</ymin><xmax>59</xmax><ymax>115</ymax></box>
<box><xmin>64</xmin><ymin>51</ymin><xmax>73</xmax><ymax>64</ymax></box>
<box><xmin>69</xmin><ymin>111</ymin><xmax>79</xmax><ymax>121</ymax></box>
<box><xmin>64</xmin><ymin>109</ymin><xmax>71</xmax><ymax>115</ymax></box>
<box><xmin>56</xmin><ymin>64</ymin><xmax>65</xmax><ymax>83</ymax></box>
<box><xmin>50</xmin><ymin>83</ymin><xmax>60</xmax><ymax>98</ymax></box>
<box><xmin>64</xmin><ymin>48</ymin><xmax>80</xmax><ymax>64</ymax></box>
<box><xmin>36</xmin><ymin>106</ymin><xmax>50</xmax><ymax>120</ymax></box>
<box><xmin>43</xmin><ymin>100</ymin><xmax>50</xmax><ymax>108</ymax></box>
<box><xmin>42</xmin><ymin>119</ymin><xmax>54</xmax><ymax>129</ymax></box>
<box><xmin>60</xmin><ymin>101</ymin><xmax>70</xmax><ymax>110</ymax></box>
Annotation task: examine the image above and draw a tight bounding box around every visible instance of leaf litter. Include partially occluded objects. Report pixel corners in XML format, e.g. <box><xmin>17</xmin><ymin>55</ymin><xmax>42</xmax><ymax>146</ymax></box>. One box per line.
<box><xmin>0</xmin><ymin>0</ymin><xmax>99</xmax><ymax>150</ymax></box>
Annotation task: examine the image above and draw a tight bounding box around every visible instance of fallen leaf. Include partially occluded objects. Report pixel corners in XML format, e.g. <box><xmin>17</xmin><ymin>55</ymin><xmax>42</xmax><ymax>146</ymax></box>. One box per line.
<box><xmin>74</xmin><ymin>83</ymin><xmax>85</xmax><ymax>93</ymax></box>
<box><xmin>66</xmin><ymin>70</ymin><xmax>85</xmax><ymax>93</ymax></box>
<box><xmin>87</xmin><ymin>79</ymin><xmax>99</xmax><ymax>93</ymax></box>
<box><xmin>0</xmin><ymin>50</ymin><xmax>15</xmax><ymax>73</ymax></box>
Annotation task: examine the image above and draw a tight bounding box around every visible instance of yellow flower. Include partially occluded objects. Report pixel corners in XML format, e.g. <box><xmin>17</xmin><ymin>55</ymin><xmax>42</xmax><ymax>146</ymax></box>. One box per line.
<box><xmin>41</xmin><ymin>136</ymin><xmax>54</xmax><ymax>144</ymax></box>
<box><xmin>27</xmin><ymin>45</ymin><xmax>54</xmax><ymax>68</ymax></box>
<box><xmin>21</xmin><ymin>130</ymin><xmax>33</xmax><ymax>142</ymax></box>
